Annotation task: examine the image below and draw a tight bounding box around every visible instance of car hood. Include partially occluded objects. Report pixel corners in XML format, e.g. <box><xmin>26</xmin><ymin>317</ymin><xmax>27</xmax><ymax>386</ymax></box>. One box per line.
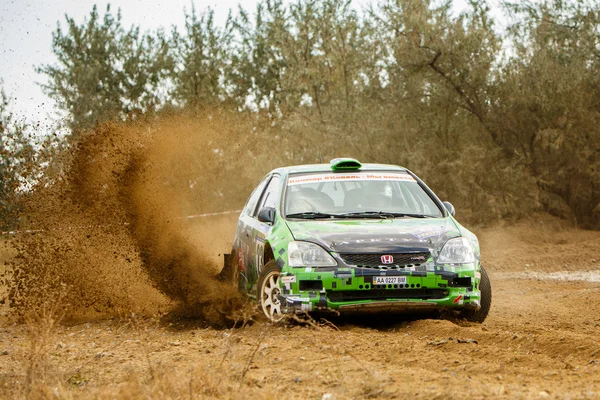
<box><xmin>285</xmin><ymin>217</ymin><xmax>461</xmax><ymax>254</ymax></box>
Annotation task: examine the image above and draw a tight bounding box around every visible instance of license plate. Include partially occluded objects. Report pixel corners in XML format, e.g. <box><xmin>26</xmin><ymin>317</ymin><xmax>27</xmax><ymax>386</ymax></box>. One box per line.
<box><xmin>373</xmin><ymin>276</ymin><xmax>407</xmax><ymax>285</ymax></box>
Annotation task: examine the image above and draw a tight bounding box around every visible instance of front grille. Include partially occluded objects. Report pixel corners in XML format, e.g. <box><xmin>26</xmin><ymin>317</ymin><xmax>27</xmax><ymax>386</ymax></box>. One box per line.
<box><xmin>340</xmin><ymin>252</ymin><xmax>430</xmax><ymax>268</ymax></box>
<box><xmin>327</xmin><ymin>289</ymin><xmax>447</xmax><ymax>302</ymax></box>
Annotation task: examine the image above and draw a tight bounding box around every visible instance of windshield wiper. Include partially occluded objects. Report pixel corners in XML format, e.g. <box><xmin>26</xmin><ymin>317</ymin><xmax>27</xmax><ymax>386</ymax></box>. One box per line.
<box><xmin>286</xmin><ymin>211</ymin><xmax>341</xmax><ymax>219</ymax></box>
<box><xmin>338</xmin><ymin>211</ymin><xmax>430</xmax><ymax>219</ymax></box>
<box><xmin>286</xmin><ymin>211</ymin><xmax>432</xmax><ymax>219</ymax></box>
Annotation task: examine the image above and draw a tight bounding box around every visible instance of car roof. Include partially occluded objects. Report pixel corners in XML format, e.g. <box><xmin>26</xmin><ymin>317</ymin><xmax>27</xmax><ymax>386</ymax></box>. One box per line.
<box><xmin>269</xmin><ymin>163</ymin><xmax>408</xmax><ymax>176</ymax></box>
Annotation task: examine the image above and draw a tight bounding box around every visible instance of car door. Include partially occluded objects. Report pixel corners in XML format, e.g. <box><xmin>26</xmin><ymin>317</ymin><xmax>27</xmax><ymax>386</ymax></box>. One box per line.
<box><xmin>235</xmin><ymin>175</ymin><xmax>270</xmax><ymax>289</ymax></box>
<box><xmin>244</xmin><ymin>174</ymin><xmax>281</xmax><ymax>291</ymax></box>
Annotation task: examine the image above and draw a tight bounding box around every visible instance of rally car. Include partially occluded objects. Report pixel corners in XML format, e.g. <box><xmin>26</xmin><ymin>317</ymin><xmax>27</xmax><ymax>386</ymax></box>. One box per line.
<box><xmin>220</xmin><ymin>158</ymin><xmax>491</xmax><ymax>322</ymax></box>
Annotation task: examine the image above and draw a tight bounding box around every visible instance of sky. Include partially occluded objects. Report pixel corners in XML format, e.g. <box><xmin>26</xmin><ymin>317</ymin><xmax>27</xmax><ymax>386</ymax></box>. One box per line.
<box><xmin>0</xmin><ymin>0</ymin><xmax>472</xmax><ymax>129</ymax></box>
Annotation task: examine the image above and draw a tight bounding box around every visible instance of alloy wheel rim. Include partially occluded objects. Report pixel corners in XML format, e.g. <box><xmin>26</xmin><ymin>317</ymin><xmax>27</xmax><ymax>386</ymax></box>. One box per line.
<box><xmin>261</xmin><ymin>271</ymin><xmax>283</xmax><ymax>321</ymax></box>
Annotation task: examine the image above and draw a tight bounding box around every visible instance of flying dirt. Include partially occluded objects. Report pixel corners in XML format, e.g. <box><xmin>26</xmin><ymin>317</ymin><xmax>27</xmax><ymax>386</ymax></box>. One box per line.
<box><xmin>2</xmin><ymin>110</ymin><xmax>282</xmax><ymax>324</ymax></box>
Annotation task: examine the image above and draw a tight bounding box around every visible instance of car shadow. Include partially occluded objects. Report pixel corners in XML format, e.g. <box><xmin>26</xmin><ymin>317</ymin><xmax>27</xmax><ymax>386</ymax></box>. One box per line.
<box><xmin>292</xmin><ymin>310</ymin><xmax>449</xmax><ymax>331</ymax></box>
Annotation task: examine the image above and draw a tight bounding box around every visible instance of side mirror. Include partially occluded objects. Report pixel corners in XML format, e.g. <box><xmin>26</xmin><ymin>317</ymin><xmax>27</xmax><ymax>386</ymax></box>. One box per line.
<box><xmin>442</xmin><ymin>201</ymin><xmax>455</xmax><ymax>217</ymax></box>
<box><xmin>257</xmin><ymin>206</ymin><xmax>276</xmax><ymax>224</ymax></box>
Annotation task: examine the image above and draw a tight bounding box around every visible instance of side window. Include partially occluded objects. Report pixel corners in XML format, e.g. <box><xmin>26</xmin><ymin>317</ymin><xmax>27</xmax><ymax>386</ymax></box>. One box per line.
<box><xmin>243</xmin><ymin>175</ymin><xmax>270</xmax><ymax>216</ymax></box>
<box><xmin>256</xmin><ymin>175</ymin><xmax>281</xmax><ymax>215</ymax></box>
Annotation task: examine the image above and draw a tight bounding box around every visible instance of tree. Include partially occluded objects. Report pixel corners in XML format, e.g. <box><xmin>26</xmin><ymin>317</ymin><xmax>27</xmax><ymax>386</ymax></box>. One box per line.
<box><xmin>38</xmin><ymin>4</ymin><xmax>172</xmax><ymax>135</ymax></box>
<box><xmin>170</xmin><ymin>7</ymin><xmax>231</xmax><ymax>109</ymax></box>
<box><xmin>229</xmin><ymin>0</ymin><xmax>290</xmax><ymax>115</ymax></box>
<box><xmin>228</xmin><ymin>0</ymin><xmax>370</xmax><ymax>118</ymax></box>
<box><xmin>491</xmin><ymin>0</ymin><xmax>600</xmax><ymax>227</ymax></box>
<box><xmin>284</xmin><ymin>0</ymin><xmax>368</xmax><ymax>117</ymax></box>
<box><xmin>0</xmin><ymin>84</ymin><xmax>33</xmax><ymax>231</ymax></box>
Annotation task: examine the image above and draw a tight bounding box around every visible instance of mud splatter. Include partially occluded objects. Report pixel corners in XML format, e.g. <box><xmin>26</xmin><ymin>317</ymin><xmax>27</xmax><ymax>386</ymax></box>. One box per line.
<box><xmin>4</xmin><ymin>110</ymin><xmax>275</xmax><ymax>325</ymax></box>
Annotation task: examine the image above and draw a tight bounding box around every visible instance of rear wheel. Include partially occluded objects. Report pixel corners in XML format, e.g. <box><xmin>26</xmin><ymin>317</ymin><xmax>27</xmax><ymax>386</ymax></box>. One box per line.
<box><xmin>257</xmin><ymin>260</ymin><xmax>285</xmax><ymax>322</ymax></box>
<box><xmin>461</xmin><ymin>265</ymin><xmax>492</xmax><ymax>323</ymax></box>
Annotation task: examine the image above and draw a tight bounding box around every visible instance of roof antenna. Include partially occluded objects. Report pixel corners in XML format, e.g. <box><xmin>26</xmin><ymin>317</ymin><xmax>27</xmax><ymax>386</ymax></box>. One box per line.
<box><xmin>318</xmin><ymin>152</ymin><xmax>323</xmax><ymax>164</ymax></box>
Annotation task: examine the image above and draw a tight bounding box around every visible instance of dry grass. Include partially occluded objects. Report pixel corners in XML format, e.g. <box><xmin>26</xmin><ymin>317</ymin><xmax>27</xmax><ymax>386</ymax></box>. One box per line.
<box><xmin>2</xmin><ymin>309</ymin><xmax>361</xmax><ymax>399</ymax></box>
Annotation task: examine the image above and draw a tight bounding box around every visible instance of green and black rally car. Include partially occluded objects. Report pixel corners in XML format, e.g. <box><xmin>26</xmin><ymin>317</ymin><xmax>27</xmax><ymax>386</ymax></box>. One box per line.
<box><xmin>221</xmin><ymin>158</ymin><xmax>491</xmax><ymax>322</ymax></box>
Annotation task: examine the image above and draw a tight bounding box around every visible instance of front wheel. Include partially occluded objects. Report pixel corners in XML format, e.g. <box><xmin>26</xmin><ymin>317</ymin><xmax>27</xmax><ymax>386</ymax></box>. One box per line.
<box><xmin>257</xmin><ymin>260</ymin><xmax>285</xmax><ymax>322</ymax></box>
<box><xmin>461</xmin><ymin>265</ymin><xmax>492</xmax><ymax>323</ymax></box>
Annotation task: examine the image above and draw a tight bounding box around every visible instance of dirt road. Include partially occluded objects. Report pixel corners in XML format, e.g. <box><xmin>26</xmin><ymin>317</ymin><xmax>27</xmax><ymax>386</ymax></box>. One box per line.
<box><xmin>1</xmin><ymin>216</ymin><xmax>600</xmax><ymax>399</ymax></box>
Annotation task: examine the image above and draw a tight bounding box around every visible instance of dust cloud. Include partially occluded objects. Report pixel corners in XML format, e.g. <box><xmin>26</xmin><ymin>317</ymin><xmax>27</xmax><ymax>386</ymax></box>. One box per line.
<box><xmin>4</xmin><ymin>110</ymin><xmax>264</xmax><ymax>325</ymax></box>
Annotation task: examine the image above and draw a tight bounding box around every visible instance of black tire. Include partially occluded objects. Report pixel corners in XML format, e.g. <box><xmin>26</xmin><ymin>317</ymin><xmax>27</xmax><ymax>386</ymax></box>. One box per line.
<box><xmin>461</xmin><ymin>265</ymin><xmax>492</xmax><ymax>323</ymax></box>
<box><xmin>256</xmin><ymin>260</ymin><xmax>285</xmax><ymax>322</ymax></box>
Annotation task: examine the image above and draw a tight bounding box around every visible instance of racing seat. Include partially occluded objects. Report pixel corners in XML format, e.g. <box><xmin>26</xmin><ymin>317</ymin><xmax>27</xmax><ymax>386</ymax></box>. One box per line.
<box><xmin>344</xmin><ymin>188</ymin><xmax>365</xmax><ymax>209</ymax></box>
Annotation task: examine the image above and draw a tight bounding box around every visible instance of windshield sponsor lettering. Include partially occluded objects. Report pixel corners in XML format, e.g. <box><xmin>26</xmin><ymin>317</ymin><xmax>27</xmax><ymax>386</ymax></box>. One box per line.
<box><xmin>288</xmin><ymin>173</ymin><xmax>416</xmax><ymax>185</ymax></box>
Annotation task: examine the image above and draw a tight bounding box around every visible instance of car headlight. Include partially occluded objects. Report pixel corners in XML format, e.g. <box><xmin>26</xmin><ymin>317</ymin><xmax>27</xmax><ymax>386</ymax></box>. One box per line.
<box><xmin>437</xmin><ymin>237</ymin><xmax>475</xmax><ymax>264</ymax></box>
<box><xmin>288</xmin><ymin>241</ymin><xmax>337</xmax><ymax>267</ymax></box>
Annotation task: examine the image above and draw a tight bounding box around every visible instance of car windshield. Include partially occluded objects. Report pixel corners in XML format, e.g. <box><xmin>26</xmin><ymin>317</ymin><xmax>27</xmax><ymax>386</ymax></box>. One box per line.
<box><xmin>284</xmin><ymin>172</ymin><xmax>443</xmax><ymax>218</ymax></box>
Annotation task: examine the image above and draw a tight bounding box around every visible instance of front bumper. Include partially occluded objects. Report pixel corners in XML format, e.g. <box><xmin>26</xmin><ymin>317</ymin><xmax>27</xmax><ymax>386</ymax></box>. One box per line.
<box><xmin>278</xmin><ymin>266</ymin><xmax>481</xmax><ymax>314</ymax></box>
